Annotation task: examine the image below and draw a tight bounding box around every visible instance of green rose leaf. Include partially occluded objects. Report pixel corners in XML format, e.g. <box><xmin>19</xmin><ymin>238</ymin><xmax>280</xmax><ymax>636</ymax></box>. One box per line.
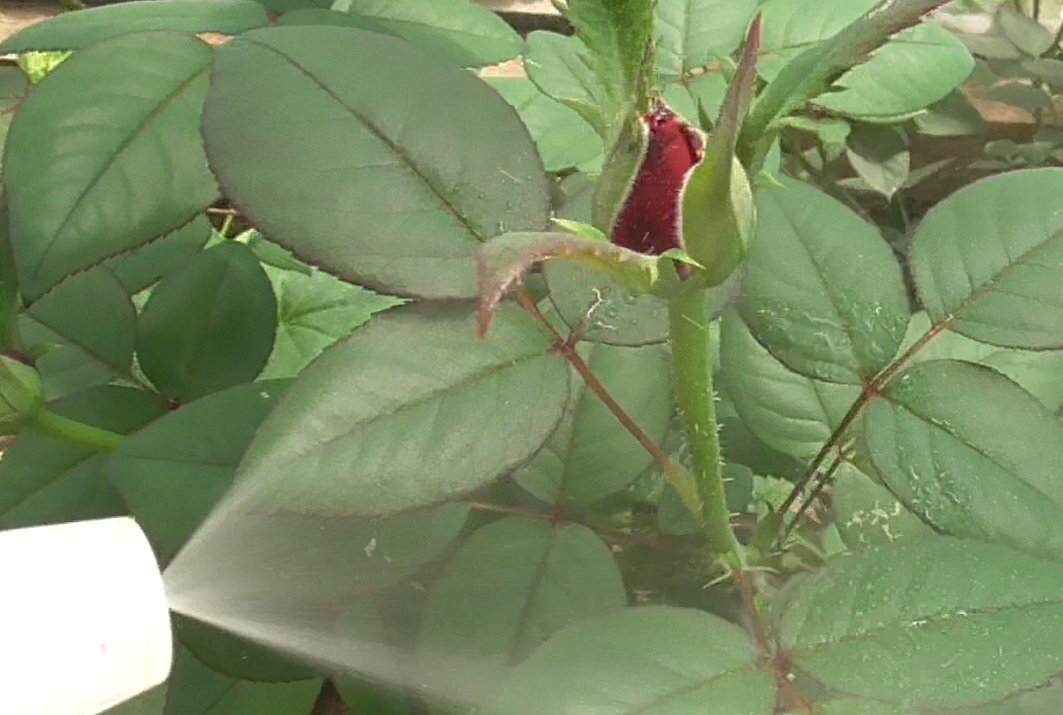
<box><xmin>541</xmin><ymin>259</ymin><xmax>674</xmax><ymax>346</ymax></box>
<box><xmin>845</xmin><ymin>124</ymin><xmax>910</xmax><ymax>199</ymax></box>
<box><xmin>476</xmin><ymin>231</ymin><xmax>661</xmax><ymax>337</ymax></box>
<box><xmin>418</xmin><ymin>518</ymin><xmax>626</xmax><ymax>705</ymax></box>
<box><xmin>163</xmin><ymin>643</ymin><xmax>319</xmax><ymax>710</ymax></box>
<box><xmin>136</xmin><ymin>242</ymin><xmax>277</xmax><ymax>402</ymax></box>
<box><xmin>0</xmin><ymin>386</ymin><xmax>165</xmax><ymax>528</ymax></box>
<box><xmin>516</xmin><ymin>342</ymin><xmax>672</xmax><ymax>506</ymax></box>
<box><xmin>719</xmin><ymin>310</ymin><xmax>861</xmax><ymax>462</ymax></box>
<box><xmin>831</xmin><ymin>462</ymin><xmax>935</xmax><ymax>550</ymax></box>
<box><xmin>865</xmin><ymin>359</ymin><xmax>1063</xmax><ymax>561</ymax></box>
<box><xmin>103</xmin><ymin>216</ymin><xmax>212</xmax><ymax>295</ymax></box>
<box><xmin>756</xmin><ymin>0</ymin><xmax>972</xmax><ymax>119</ymax></box>
<box><xmin>203</xmin><ymin>26</ymin><xmax>548</xmax><ymax>299</ymax></box>
<box><xmin>911</xmin><ymin>168</ymin><xmax>1063</xmax><ymax>349</ymax></box>
<box><xmin>523</xmin><ymin>31</ymin><xmax>608</xmax><ymax>135</ymax></box>
<box><xmin>0</xmin><ymin>0</ymin><xmax>268</xmax><ymax>53</ymax></box>
<box><xmin>4</xmin><ymin>32</ymin><xmax>218</xmax><ymax>300</ymax></box>
<box><xmin>342</xmin><ymin>0</ymin><xmax>522</xmax><ymax>68</ymax></box>
<box><xmin>235</xmin><ymin>302</ymin><xmax>568</xmax><ymax>517</ymax></box>
<box><xmin>26</xmin><ymin>267</ymin><xmax>136</xmax><ymax>381</ymax></box>
<box><xmin>654</xmin><ymin>0</ymin><xmax>759</xmax><ymax>82</ymax></box>
<box><xmin>260</xmin><ymin>261</ymin><xmax>400</xmax><ymax>380</ymax></box>
<box><xmin>776</xmin><ymin>538</ymin><xmax>1063</xmax><ymax>709</ymax></box>
<box><xmin>738</xmin><ymin>180</ymin><xmax>910</xmax><ymax>384</ymax></box>
<box><xmin>107</xmin><ymin>380</ymin><xmax>291</xmax><ymax>562</ymax></box>
<box><xmin>484</xmin><ymin>607</ymin><xmax>776</xmax><ymax>714</ymax></box>
<box><xmin>485</xmin><ymin>78</ymin><xmax>602</xmax><ymax>173</ymax></box>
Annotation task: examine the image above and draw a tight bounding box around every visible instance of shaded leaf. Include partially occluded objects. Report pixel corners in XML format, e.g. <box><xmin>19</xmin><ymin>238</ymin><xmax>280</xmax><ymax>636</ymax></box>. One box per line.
<box><xmin>137</xmin><ymin>242</ymin><xmax>276</xmax><ymax>402</ymax></box>
<box><xmin>516</xmin><ymin>342</ymin><xmax>672</xmax><ymax>506</ymax></box>
<box><xmin>173</xmin><ymin>615</ymin><xmax>317</xmax><ymax>683</ymax></box>
<box><xmin>484</xmin><ymin>607</ymin><xmax>776</xmax><ymax>714</ymax></box>
<box><xmin>719</xmin><ymin>310</ymin><xmax>860</xmax><ymax>461</ymax></box>
<box><xmin>997</xmin><ymin>8</ymin><xmax>1055</xmax><ymax>57</ymax></box>
<box><xmin>0</xmin><ymin>65</ymin><xmax>29</xmax><ymax>112</ymax></box>
<box><xmin>163</xmin><ymin>643</ymin><xmax>319</xmax><ymax>712</ymax></box>
<box><xmin>26</xmin><ymin>267</ymin><xmax>136</xmax><ymax>378</ymax></box>
<box><xmin>0</xmin><ymin>66</ymin><xmax>28</xmax><ymax>178</ymax></box>
<box><xmin>0</xmin><ymin>386</ymin><xmax>165</xmax><ymax>528</ymax></box>
<box><xmin>103</xmin><ymin>216</ymin><xmax>212</xmax><ymax>294</ymax></box>
<box><xmin>19</xmin><ymin>315</ymin><xmax>113</xmax><ymax>400</ymax></box>
<box><xmin>418</xmin><ymin>518</ymin><xmax>626</xmax><ymax>705</ymax></box>
<box><xmin>913</xmin><ymin>90</ymin><xmax>986</xmax><ymax>137</ymax></box>
<box><xmin>107</xmin><ymin>380</ymin><xmax>291</xmax><ymax>562</ymax></box>
<box><xmin>845</xmin><ymin>124</ymin><xmax>910</xmax><ymax>199</ymax></box>
<box><xmin>276</xmin><ymin>8</ymin><xmax>399</xmax><ymax>36</ymax></box>
<box><xmin>4</xmin><ymin>32</ymin><xmax>217</xmax><ymax>300</ymax></box>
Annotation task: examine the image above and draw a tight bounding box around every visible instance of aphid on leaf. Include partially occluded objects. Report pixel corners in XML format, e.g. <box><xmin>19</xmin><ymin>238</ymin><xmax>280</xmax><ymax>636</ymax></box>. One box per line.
<box><xmin>610</xmin><ymin>101</ymin><xmax>705</xmax><ymax>259</ymax></box>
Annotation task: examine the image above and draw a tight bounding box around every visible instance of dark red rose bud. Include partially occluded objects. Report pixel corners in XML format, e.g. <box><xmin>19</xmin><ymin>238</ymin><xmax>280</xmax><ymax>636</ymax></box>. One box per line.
<box><xmin>611</xmin><ymin>102</ymin><xmax>704</xmax><ymax>256</ymax></box>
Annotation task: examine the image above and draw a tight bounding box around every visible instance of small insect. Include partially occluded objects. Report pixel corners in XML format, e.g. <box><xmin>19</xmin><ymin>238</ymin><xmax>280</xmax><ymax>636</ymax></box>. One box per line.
<box><xmin>610</xmin><ymin>100</ymin><xmax>704</xmax><ymax>258</ymax></box>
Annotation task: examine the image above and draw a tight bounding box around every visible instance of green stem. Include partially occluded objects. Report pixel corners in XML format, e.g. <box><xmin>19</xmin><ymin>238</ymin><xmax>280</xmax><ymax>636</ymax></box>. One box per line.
<box><xmin>27</xmin><ymin>408</ymin><xmax>124</xmax><ymax>452</ymax></box>
<box><xmin>218</xmin><ymin>213</ymin><xmax>235</xmax><ymax>240</ymax></box>
<box><xmin>668</xmin><ymin>291</ymin><xmax>736</xmax><ymax>555</ymax></box>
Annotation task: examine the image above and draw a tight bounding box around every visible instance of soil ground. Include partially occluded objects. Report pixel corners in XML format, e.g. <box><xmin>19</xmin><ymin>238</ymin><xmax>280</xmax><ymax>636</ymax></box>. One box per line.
<box><xmin>0</xmin><ymin>2</ymin><xmax>57</xmax><ymax>46</ymax></box>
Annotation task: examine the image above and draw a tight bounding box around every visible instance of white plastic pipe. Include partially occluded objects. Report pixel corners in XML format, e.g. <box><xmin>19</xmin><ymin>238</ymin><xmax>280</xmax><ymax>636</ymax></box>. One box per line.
<box><xmin>0</xmin><ymin>517</ymin><xmax>172</xmax><ymax>715</ymax></box>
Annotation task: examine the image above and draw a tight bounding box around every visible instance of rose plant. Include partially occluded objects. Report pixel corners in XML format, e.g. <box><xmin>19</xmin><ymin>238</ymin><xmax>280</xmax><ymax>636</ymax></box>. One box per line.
<box><xmin>2</xmin><ymin>0</ymin><xmax>1063</xmax><ymax>713</ymax></box>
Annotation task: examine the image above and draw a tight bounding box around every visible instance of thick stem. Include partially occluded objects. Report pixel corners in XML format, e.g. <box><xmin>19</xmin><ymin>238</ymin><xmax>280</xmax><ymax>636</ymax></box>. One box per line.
<box><xmin>668</xmin><ymin>291</ymin><xmax>735</xmax><ymax>555</ymax></box>
<box><xmin>27</xmin><ymin>408</ymin><xmax>124</xmax><ymax>452</ymax></box>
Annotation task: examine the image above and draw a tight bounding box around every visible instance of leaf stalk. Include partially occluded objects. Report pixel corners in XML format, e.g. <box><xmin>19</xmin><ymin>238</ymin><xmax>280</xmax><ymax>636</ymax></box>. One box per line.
<box><xmin>27</xmin><ymin>407</ymin><xmax>124</xmax><ymax>452</ymax></box>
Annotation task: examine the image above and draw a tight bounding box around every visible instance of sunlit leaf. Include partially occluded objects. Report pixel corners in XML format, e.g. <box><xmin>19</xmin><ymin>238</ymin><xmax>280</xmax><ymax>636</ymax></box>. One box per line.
<box><xmin>236</xmin><ymin>303</ymin><xmax>568</xmax><ymax>517</ymax></box>
<box><xmin>203</xmin><ymin>26</ymin><xmax>548</xmax><ymax>299</ymax></box>
<box><xmin>777</xmin><ymin>538</ymin><xmax>1063</xmax><ymax>708</ymax></box>
<box><xmin>865</xmin><ymin>359</ymin><xmax>1063</xmax><ymax>561</ymax></box>
<box><xmin>911</xmin><ymin>168</ymin><xmax>1063</xmax><ymax>349</ymax></box>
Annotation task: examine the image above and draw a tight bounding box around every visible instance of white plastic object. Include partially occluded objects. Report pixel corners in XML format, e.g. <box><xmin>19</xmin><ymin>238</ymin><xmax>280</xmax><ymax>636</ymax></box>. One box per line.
<box><xmin>0</xmin><ymin>517</ymin><xmax>172</xmax><ymax>715</ymax></box>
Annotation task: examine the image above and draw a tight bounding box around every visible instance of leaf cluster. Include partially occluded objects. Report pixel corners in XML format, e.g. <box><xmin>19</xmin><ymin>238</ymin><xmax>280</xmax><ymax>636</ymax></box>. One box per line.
<box><xmin>0</xmin><ymin>1</ymin><xmax>1061</xmax><ymax>714</ymax></box>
